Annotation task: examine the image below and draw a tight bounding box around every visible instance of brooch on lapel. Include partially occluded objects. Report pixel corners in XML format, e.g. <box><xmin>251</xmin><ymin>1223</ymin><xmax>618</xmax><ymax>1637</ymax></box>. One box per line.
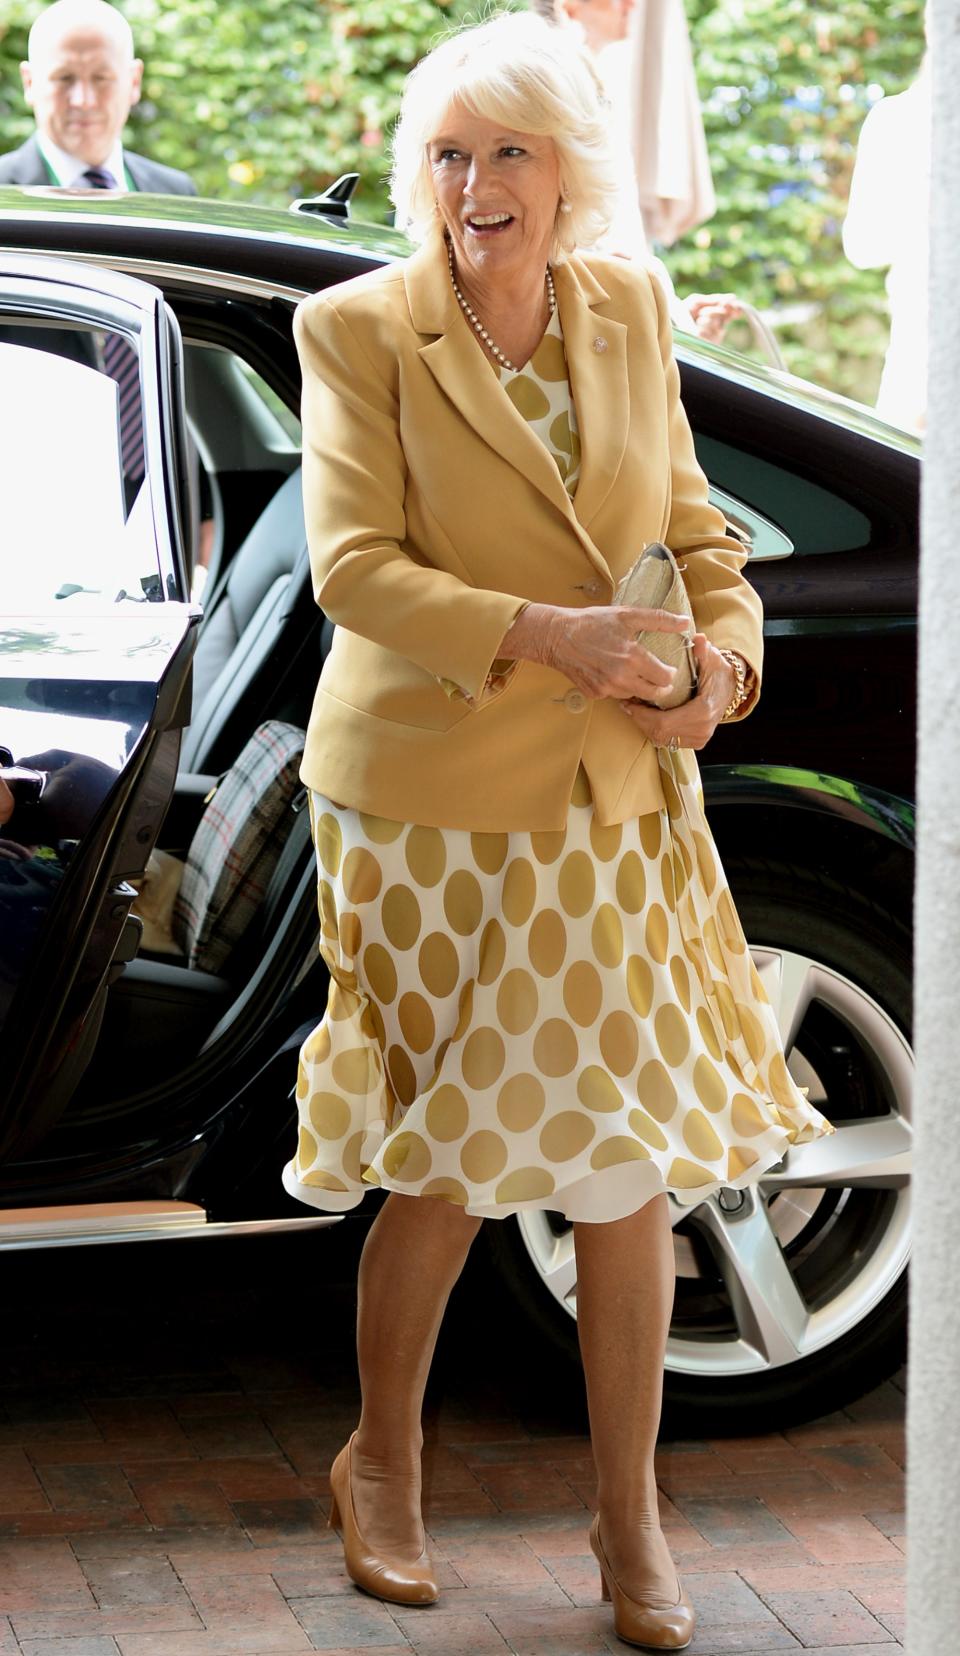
<box><xmin>592</xmin><ymin>336</ymin><xmax>608</xmax><ymax>354</ymax></box>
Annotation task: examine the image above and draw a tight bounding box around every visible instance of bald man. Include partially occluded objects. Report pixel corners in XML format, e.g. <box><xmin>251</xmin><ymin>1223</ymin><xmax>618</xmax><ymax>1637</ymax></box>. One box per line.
<box><xmin>0</xmin><ymin>0</ymin><xmax>196</xmax><ymax>194</ymax></box>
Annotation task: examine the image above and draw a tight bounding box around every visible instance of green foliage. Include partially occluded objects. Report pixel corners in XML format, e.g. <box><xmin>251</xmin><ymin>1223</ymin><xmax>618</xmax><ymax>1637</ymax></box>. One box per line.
<box><xmin>671</xmin><ymin>0</ymin><xmax>926</xmax><ymax>400</ymax></box>
<box><xmin>0</xmin><ymin>0</ymin><xmax>927</xmax><ymax>397</ymax></box>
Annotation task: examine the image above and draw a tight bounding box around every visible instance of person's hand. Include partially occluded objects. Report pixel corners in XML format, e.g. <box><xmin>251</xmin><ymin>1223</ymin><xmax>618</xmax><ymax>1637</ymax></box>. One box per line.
<box><xmin>618</xmin><ymin>633</ymin><xmax>736</xmax><ymax>751</ymax></box>
<box><xmin>686</xmin><ymin>293</ymin><xmax>743</xmax><ymax>344</ymax></box>
<box><xmin>540</xmin><ymin>604</ymin><xmax>695</xmax><ymax>702</ymax></box>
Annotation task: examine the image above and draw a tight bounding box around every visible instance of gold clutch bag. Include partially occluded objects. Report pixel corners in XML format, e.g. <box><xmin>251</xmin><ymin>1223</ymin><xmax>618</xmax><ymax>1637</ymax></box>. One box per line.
<box><xmin>613</xmin><ymin>541</ymin><xmax>698</xmax><ymax>710</ymax></box>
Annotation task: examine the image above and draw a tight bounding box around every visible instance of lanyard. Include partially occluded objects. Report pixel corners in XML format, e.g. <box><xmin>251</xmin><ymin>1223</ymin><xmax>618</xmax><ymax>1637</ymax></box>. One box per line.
<box><xmin>40</xmin><ymin>152</ymin><xmax>137</xmax><ymax>191</ymax></box>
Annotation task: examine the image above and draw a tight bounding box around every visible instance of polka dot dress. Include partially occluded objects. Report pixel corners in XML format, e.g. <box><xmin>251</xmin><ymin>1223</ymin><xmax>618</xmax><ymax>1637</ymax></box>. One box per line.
<box><xmin>282</xmin><ymin>308</ymin><xmax>835</xmax><ymax>1221</ymax></box>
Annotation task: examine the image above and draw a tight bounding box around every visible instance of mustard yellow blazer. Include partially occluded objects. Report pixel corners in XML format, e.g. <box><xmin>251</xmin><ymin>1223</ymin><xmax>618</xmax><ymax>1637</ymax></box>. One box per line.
<box><xmin>293</xmin><ymin>230</ymin><xmax>762</xmax><ymax>831</ymax></box>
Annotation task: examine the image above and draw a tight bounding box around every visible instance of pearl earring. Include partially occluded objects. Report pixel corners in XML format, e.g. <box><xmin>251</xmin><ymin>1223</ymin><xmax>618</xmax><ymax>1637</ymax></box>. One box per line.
<box><xmin>560</xmin><ymin>199</ymin><xmax>573</xmax><ymax>214</ymax></box>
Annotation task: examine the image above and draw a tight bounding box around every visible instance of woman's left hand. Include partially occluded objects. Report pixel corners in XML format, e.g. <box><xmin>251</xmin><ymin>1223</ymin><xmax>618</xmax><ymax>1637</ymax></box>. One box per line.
<box><xmin>618</xmin><ymin>633</ymin><xmax>736</xmax><ymax>752</ymax></box>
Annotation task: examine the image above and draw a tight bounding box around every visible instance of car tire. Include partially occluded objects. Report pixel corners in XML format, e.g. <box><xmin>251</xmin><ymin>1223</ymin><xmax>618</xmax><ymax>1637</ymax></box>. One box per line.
<box><xmin>484</xmin><ymin>855</ymin><xmax>912</xmax><ymax>1434</ymax></box>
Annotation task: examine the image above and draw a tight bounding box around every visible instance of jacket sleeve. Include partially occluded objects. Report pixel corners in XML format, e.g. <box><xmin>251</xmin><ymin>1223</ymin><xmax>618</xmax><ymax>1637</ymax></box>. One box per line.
<box><xmin>294</xmin><ymin>290</ymin><xmax>527</xmax><ymax>705</ymax></box>
<box><xmin>649</xmin><ymin>271</ymin><xmax>764</xmax><ymax>716</ymax></box>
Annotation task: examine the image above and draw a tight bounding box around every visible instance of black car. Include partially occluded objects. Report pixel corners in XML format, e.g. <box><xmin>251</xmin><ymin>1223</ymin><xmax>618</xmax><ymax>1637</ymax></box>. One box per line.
<box><xmin>0</xmin><ymin>186</ymin><xmax>917</xmax><ymax>1432</ymax></box>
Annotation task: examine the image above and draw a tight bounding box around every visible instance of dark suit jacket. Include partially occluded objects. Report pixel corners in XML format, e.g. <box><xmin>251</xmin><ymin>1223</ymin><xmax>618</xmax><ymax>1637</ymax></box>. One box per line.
<box><xmin>0</xmin><ymin>134</ymin><xmax>197</xmax><ymax>194</ymax></box>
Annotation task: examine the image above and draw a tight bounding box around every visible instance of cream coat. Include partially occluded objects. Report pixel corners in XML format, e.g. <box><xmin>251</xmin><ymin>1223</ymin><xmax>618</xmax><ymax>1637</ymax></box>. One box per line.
<box><xmin>294</xmin><ymin>231</ymin><xmax>762</xmax><ymax>830</ymax></box>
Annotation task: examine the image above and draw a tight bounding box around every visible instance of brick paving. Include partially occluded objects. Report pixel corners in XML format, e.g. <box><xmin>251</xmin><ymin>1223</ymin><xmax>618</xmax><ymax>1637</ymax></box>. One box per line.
<box><xmin>0</xmin><ymin>1230</ymin><xmax>906</xmax><ymax>1654</ymax></box>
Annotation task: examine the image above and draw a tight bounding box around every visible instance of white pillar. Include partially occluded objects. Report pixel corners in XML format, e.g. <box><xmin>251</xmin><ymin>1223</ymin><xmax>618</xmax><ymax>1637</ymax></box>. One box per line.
<box><xmin>907</xmin><ymin>2</ymin><xmax>960</xmax><ymax>1650</ymax></box>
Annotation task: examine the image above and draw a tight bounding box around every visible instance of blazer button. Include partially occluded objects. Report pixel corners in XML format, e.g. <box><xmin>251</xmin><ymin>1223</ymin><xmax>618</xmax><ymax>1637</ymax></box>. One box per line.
<box><xmin>564</xmin><ymin>689</ymin><xmax>588</xmax><ymax>713</ymax></box>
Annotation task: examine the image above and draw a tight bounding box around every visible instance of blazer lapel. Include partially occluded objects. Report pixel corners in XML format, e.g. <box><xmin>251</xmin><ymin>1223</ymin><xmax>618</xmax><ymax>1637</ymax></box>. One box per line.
<box><xmin>405</xmin><ymin>233</ymin><xmax>582</xmax><ymax>525</ymax></box>
<box><xmin>554</xmin><ymin>257</ymin><xmax>630</xmax><ymax>531</ymax></box>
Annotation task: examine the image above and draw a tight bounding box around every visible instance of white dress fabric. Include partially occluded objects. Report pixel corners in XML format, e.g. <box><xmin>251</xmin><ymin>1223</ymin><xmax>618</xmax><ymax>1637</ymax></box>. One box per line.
<box><xmin>282</xmin><ymin>315</ymin><xmax>835</xmax><ymax>1223</ymax></box>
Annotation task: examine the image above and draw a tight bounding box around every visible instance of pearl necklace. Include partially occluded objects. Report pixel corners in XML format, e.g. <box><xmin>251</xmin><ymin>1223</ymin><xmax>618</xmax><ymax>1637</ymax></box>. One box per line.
<box><xmin>447</xmin><ymin>240</ymin><xmax>555</xmax><ymax>373</ymax></box>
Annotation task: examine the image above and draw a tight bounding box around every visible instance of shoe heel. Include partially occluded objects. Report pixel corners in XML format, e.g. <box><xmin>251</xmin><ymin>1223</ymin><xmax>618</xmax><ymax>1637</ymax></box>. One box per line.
<box><xmin>328</xmin><ymin>1493</ymin><xmax>341</xmax><ymax>1530</ymax></box>
<box><xmin>599</xmin><ymin>1571</ymin><xmax>611</xmax><ymax>1602</ymax></box>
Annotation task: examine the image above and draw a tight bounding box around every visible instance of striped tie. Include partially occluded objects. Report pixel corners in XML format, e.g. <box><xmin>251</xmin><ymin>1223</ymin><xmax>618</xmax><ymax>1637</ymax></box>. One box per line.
<box><xmin>81</xmin><ymin>166</ymin><xmax>145</xmax><ymax>485</ymax></box>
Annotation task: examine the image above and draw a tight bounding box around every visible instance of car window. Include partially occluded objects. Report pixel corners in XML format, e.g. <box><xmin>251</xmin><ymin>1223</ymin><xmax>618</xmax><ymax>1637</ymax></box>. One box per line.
<box><xmin>0</xmin><ymin>321</ymin><xmax>161</xmax><ymax>614</ymax></box>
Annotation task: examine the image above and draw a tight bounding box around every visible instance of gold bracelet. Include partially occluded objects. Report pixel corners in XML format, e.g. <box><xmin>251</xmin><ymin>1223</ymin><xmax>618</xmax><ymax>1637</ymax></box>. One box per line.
<box><xmin>719</xmin><ymin>650</ymin><xmax>750</xmax><ymax>721</ymax></box>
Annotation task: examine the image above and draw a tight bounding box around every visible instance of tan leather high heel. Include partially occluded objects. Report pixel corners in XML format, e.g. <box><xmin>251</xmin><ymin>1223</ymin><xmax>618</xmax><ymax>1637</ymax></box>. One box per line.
<box><xmin>328</xmin><ymin>1432</ymin><xmax>439</xmax><ymax>1606</ymax></box>
<box><xmin>589</xmin><ymin>1515</ymin><xmax>695</xmax><ymax>1650</ymax></box>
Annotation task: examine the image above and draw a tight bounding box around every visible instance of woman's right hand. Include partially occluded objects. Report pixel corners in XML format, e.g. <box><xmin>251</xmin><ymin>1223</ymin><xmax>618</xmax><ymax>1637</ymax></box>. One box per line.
<box><xmin>502</xmin><ymin>602</ymin><xmax>692</xmax><ymax>703</ymax></box>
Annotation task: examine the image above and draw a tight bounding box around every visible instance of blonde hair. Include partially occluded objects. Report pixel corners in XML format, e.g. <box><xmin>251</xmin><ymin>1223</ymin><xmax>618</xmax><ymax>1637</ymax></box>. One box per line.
<box><xmin>390</xmin><ymin>11</ymin><xmax>619</xmax><ymax>262</ymax></box>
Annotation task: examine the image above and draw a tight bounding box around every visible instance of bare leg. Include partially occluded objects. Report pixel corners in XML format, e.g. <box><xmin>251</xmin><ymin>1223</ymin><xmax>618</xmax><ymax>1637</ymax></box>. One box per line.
<box><xmin>350</xmin><ymin>1191</ymin><xmax>483</xmax><ymax>1561</ymax></box>
<box><xmin>574</xmin><ymin>1193</ymin><xmax>681</xmax><ymax>1604</ymax></box>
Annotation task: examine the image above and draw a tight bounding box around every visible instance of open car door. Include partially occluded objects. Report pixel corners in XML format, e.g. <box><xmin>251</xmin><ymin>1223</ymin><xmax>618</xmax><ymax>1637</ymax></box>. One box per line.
<box><xmin>0</xmin><ymin>253</ymin><xmax>199</xmax><ymax>1160</ymax></box>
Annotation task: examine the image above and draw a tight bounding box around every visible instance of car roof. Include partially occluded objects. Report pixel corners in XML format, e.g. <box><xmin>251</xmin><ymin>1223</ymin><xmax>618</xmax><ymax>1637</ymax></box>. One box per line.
<box><xmin>0</xmin><ymin>185</ymin><xmax>921</xmax><ymax>456</ymax></box>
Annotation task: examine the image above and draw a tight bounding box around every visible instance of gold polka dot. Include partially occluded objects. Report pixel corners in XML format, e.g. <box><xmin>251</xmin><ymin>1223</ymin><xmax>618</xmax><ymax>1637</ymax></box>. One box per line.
<box><xmin>505</xmin><ymin>373</ymin><xmax>550</xmax><ymax>420</ymax></box>
<box><xmin>528</xmin><ymin>908</ymin><xmax>567</xmax><ymax>977</ymax></box>
<box><xmin>342</xmin><ymin>1129</ymin><xmax>365</xmax><ymax>1183</ymax></box>
<box><xmin>495</xmin><ymin>1167</ymin><xmax>556</xmax><ymax>1203</ymax></box>
<box><xmin>502</xmin><ymin>858</ymin><xmax>537</xmax><ymax>927</ymax></box>
<box><xmin>731</xmin><ymin>1092</ymin><xmax>770</xmax><ymax>1136</ymax></box>
<box><xmin>694</xmin><ymin>1055</ymin><xmax>727</xmax><ymax>1114</ymax></box>
<box><xmin>425</xmin><ymin>1083</ymin><xmax>470</xmax><ymax>1142</ymax></box>
<box><xmin>589</xmin><ymin>818</ymin><xmax>623</xmax><ymax>862</ymax></box>
<box><xmin>534</xmin><ymin>333</ymin><xmax>568</xmax><ymax>381</ymax></box>
<box><xmin>767</xmin><ymin>1052</ymin><xmax>797</xmax><ymax>1107</ymax></box>
<box><xmin>670</xmin><ymin>955</ymin><xmax>691</xmax><ymax>1012</ymax></box>
<box><xmin>714</xmin><ymin>981</ymin><xmax>739</xmax><ymax>1038</ymax></box>
<box><xmin>661</xmin><ymin>769</ymin><xmax>683</xmax><ymax>821</ymax></box>
<box><xmin>362</xmin><ymin>999</ymin><xmax>386</xmax><ymax>1049</ymax></box>
<box><xmin>660</xmin><ymin>853</ymin><xmax>676</xmax><ymax>913</ymax></box>
<box><xmin>638</xmin><ymin>1059</ymin><xmax>678</xmax><ymax>1122</ymax></box>
<box><xmin>478</xmin><ymin>918</ymin><xmax>507</xmax><ymax>985</ymax></box>
<box><xmin>571</xmin><ymin>768</ymin><xmax>592</xmax><ymax>808</ymax></box>
<box><xmin>655</xmin><ymin>1003</ymin><xmax>690</xmax><ymax>1068</ymax></box>
<box><xmin>342</xmin><ymin>846</ymin><xmax>382</xmax><ymax>905</ymax></box>
<box><xmin>493</xmin><ymin>968</ymin><xmax>537</xmax><ymax>1036</ymax></box>
<box><xmin>627</xmin><ymin>1107</ymin><xmax>669</xmax><ymax>1151</ymax></box>
<box><xmin>683</xmin><ymin>1109</ymin><xmax>724</xmax><ymax>1161</ymax></box>
<box><xmin>750</xmin><ymin>961</ymin><xmax>770</xmax><ymax>1003</ymax></box>
<box><xmin>301</xmin><ymin>1168</ymin><xmax>348</xmax><ymax>1191</ymax></box>
<box><xmin>600</xmin><ymin>1011</ymin><xmax>639</xmax><ymax>1077</ymax></box>
<box><xmin>460</xmin><ymin>1129</ymin><xmax>508</xmax><ymax>1182</ymax></box>
<box><xmin>540</xmin><ymin>1110</ymin><xmax>595</xmax><ymax>1162</ymax></box>
<box><xmin>696</xmin><ymin>1005</ymin><xmax>722</xmax><ymax>1059</ymax></box>
<box><xmin>433</xmin><ymin>1035</ymin><xmax>451</xmax><ymax>1073</ymax></box>
<box><xmin>703</xmin><ymin>915</ymin><xmax>725</xmax><ymax>972</ymax></box>
<box><xmin>727</xmin><ymin>1145</ymin><xmax>760</xmax><ymax>1180</ymax></box>
<box><xmin>405</xmin><ymin>824</ymin><xmax>447</xmax><ymax>888</ymax></box>
<box><xmin>645</xmin><ymin>904</ymin><xmax>670</xmax><ymax>965</ymax></box>
<box><xmin>531</xmin><ymin>828</ymin><xmax>566</xmax><ymax>864</ymax></box>
<box><xmin>382</xmin><ymin>884</ymin><xmax>421</xmax><ymax>951</ymax></box>
<box><xmin>461</xmin><ymin>1026</ymin><xmax>506</xmax><ymax>1090</ymax></box>
<box><xmin>452</xmin><ymin>979</ymin><xmax>475</xmax><ymax>1040</ymax></box>
<box><xmin>471</xmin><ymin>830</ymin><xmax>509</xmax><ymax>875</ymax></box>
<box><xmin>387</xmin><ymin>1044</ymin><xmax>417</xmax><ymax>1107</ymax></box>
<box><xmin>533</xmin><ymin>1019</ymin><xmax>579</xmax><ymax>1077</ymax></box>
<box><xmin>692</xmin><ymin>831</ymin><xmax>717</xmax><ymax>897</ymax></box>
<box><xmin>296</xmin><ymin>1065</ymin><xmax>308</xmax><ymax>1102</ymax></box>
<box><xmin>591</xmin><ymin>1136</ymin><xmax>650</xmax><ymax>1169</ymax></box>
<box><xmin>339</xmin><ymin>911</ymin><xmax>362</xmax><ymax>961</ymax></box>
<box><xmin>667</xmin><ymin>1156</ymin><xmax>715</xmax><ymax>1189</ymax></box>
<box><xmin>418</xmin><ymin>931</ymin><xmax>459</xmax><ymax>999</ymax></box>
<box><xmin>672</xmin><ymin>849</ymin><xmax>687</xmax><ymax>902</ymax></box>
<box><xmin>382</xmin><ymin>1131</ymin><xmax>432</xmax><ymax>1183</ymax></box>
<box><xmin>563</xmin><ymin>960</ymin><xmax>603</xmax><ymax>1027</ymax></box>
<box><xmin>363</xmin><ymin>942</ymin><xmax>397</xmax><ymax>1006</ymax></box>
<box><xmin>308</xmin><ymin>1092</ymin><xmax>351</xmax><ymax>1140</ymax></box>
<box><xmin>676</xmin><ymin>833</ymin><xmax>694</xmax><ymax>883</ymax></box>
<box><xmin>615</xmin><ymin>850</ymin><xmax>646</xmax><ymax>914</ymax></box>
<box><xmin>577</xmin><ymin>1066</ymin><xmax>624</xmax><ymax>1113</ymax></box>
<box><xmin>421</xmin><ymin>1176</ymin><xmax>469</xmax><ymax>1203</ymax></box>
<box><xmin>297</xmin><ymin>1124</ymin><xmax>318</xmax><ymax>1169</ymax></box>
<box><xmin>359</xmin><ymin>810</ymin><xmax>404</xmax><ymax>844</ymax></box>
<box><xmin>398</xmin><ymin>991</ymin><xmax>435</xmax><ymax>1054</ymax></box>
<box><xmin>638</xmin><ymin>812</ymin><xmax>662</xmax><ymax>859</ymax></box>
<box><xmin>331</xmin><ymin>1047</ymin><xmax>379</xmax><ymax>1095</ymax></box>
<box><xmin>591</xmin><ymin>903</ymin><xmax>624</xmax><ymax>969</ymax></box>
<box><xmin>318</xmin><ymin>878</ymin><xmax>338</xmax><ymax>940</ymax></box>
<box><xmin>316</xmin><ymin>812</ymin><xmax>342</xmax><ymax>876</ymax></box>
<box><xmin>717</xmin><ymin>887</ymin><xmax>746</xmax><ymax>953</ymax></box>
<box><xmin>737</xmin><ymin>1004</ymin><xmax>768</xmax><ymax>1066</ymax></box>
<box><xmin>303</xmin><ymin>1025</ymin><xmax>331</xmax><ymax>1065</ymax></box>
<box><xmin>626</xmin><ymin>954</ymin><xmax>654</xmax><ymax>1017</ymax></box>
<box><xmin>328</xmin><ymin>981</ymin><xmax>357</xmax><ymax>1021</ymax></box>
<box><xmin>497</xmin><ymin>1073</ymin><xmax>546</xmax><ymax>1132</ymax></box>
<box><xmin>558</xmin><ymin>851</ymin><xmax>595</xmax><ymax>918</ymax></box>
<box><xmin>443</xmin><ymin>869</ymin><xmax>484</xmax><ymax>937</ymax></box>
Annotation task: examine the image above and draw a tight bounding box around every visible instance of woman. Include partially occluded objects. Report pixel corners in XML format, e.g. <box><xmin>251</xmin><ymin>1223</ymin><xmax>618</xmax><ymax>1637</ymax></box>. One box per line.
<box><xmin>285</xmin><ymin>13</ymin><xmax>834</xmax><ymax>1650</ymax></box>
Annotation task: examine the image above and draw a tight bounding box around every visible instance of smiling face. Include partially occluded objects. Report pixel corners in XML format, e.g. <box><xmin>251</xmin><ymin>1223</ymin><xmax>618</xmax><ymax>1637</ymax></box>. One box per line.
<box><xmin>428</xmin><ymin>105</ymin><xmax>562</xmax><ymax>289</ymax></box>
<box><xmin>21</xmin><ymin>25</ymin><xmax>143</xmax><ymax>167</ymax></box>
